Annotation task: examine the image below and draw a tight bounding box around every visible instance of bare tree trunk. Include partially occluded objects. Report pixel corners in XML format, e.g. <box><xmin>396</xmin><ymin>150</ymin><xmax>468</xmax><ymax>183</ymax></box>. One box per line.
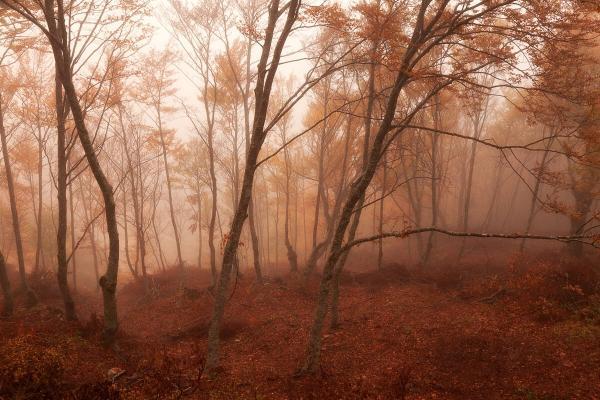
<box><xmin>68</xmin><ymin>160</ymin><xmax>78</xmax><ymax>292</ymax></box>
<box><xmin>482</xmin><ymin>154</ymin><xmax>505</xmax><ymax>230</ymax></box>
<box><xmin>239</xmin><ymin>31</ymin><xmax>263</xmax><ymax>283</ymax></box>
<box><xmin>0</xmin><ymin>250</ymin><xmax>13</xmax><ymax>316</ymax></box>
<box><xmin>305</xmin><ymin>85</ymin><xmax>331</xmax><ymax>276</ymax></box>
<box><xmin>422</xmin><ymin>94</ymin><xmax>441</xmax><ymax>265</ymax></box>
<box><xmin>0</xmin><ymin>94</ymin><xmax>37</xmax><ymax>307</ymax></box>
<box><xmin>197</xmin><ymin>189</ymin><xmax>202</xmax><ymax>269</ymax></box>
<box><xmin>122</xmin><ymin>188</ymin><xmax>137</xmax><ymax>279</ymax></box>
<box><xmin>158</xmin><ymin>115</ymin><xmax>184</xmax><ymax>273</ymax></box>
<box><xmin>208</xmin><ymin>148</ymin><xmax>218</xmax><ymax>285</ymax></box>
<box><xmin>89</xmin><ymin>224</ymin><xmax>100</xmax><ymax>291</ymax></box>
<box><xmin>284</xmin><ymin>143</ymin><xmax>298</xmax><ymax>272</ymax></box>
<box><xmin>152</xmin><ymin>212</ymin><xmax>167</xmax><ymax>272</ymax></box>
<box><xmin>519</xmin><ymin>131</ymin><xmax>554</xmax><ymax>252</ymax></box>
<box><xmin>275</xmin><ymin>187</ymin><xmax>280</xmax><ymax>268</ymax></box>
<box><xmin>301</xmin><ymin>32</ymin><xmax>421</xmax><ymax>371</ymax></box>
<box><xmin>53</xmin><ymin>78</ymin><xmax>75</xmax><ymax>318</ymax></box>
<box><xmin>330</xmin><ymin>48</ymin><xmax>377</xmax><ymax>328</ymax></box>
<box><xmin>458</xmin><ymin>93</ymin><xmax>491</xmax><ymax>259</ymax></box>
<box><xmin>120</xmin><ymin>107</ymin><xmax>144</xmax><ymax>283</ymax></box>
<box><xmin>35</xmin><ymin>137</ymin><xmax>44</xmax><ymax>274</ymax></box>
<box><xmin>47</xmin><ymin>0</ymin><xmax>119</xmax><ymax>342</ymax></box>
<box><xmin>377</xmin><ymin>155</ymin><xmax>388</xmax><ymax>269</ymax></box>
<box><xmin>205</xmin><ymin>0</ymin><xmax>300</xmax><ymax>376</ymax></box>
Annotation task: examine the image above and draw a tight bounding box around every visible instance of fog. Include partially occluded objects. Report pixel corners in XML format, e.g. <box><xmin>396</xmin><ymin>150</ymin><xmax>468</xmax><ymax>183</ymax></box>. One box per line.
<box><xmin>0</xmin><ymin>0</ymin><xmax>599</xmax><ymax>398</ymax></box>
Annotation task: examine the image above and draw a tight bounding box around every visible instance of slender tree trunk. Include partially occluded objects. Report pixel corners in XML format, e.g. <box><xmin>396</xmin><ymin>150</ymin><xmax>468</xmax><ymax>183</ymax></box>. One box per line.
<box><xmin>158</xmin><ymin>114</ymin><xmax>184</xmax><ymax>273</ymax></box>
<box><xmin>482</xmin><ymin>155</ymin><xmax>505</xmax><ymax>230</ymax></box>
<box><xmin>284</xmin><ymin>145</ymin><xmax>298</xmax><ymax>272</ymax></box>
<box><xmin>519</xmin><ymin>132</ymin><xmax>554</xmax><ymax>252</ymax></box>
<box><xmin>305</xmin><ymin>88</ymin><xmax>329</xmax><ymax>276</ymax></box>
<box><xmin>207</xmin><ymin>131</ymin><xmax>218</xmax><ymax>285</ymax></box>
<box><xmin>422</xmin><ymin>94</ymin><xmax>441</xmax><ymax>265</ymax></box>
<box><xmin>68</xmin><ymin>161</ymin><xmax>77</xmax><ymax>292</ymax></box>
<box><xmin>47</xmin><ymin>0</ymin><xmax>119</xmax><ymax>342</ymax></box>
<box><xmin>0</xmin><ymin>250</ymin><xmax>13</xmax><ymax>316</ymax></box>
<box><xmin>458</xmin><ymin>95</ymin><xmax>491</xmax><ymax>259</ymax></box>
<box><xmin>302</xmin><ymin>40</ymin><xmax>417</xmax><ymax>372</ymax></box>
<box><xmin>205</xmin><ymin>0</ymin><xmax>299</xmax><ymax>376</ymax></box>
<box><xmin>54</xmin><ymin>78</ymin><xmax>75</xmax><ymax>319</ymax></box>
<box><xmin>152</xmin><ymin>213</ymin><xmax>167</xmax><ymax>272</ymax></box>
<box><xmin>89</xmin><ymin>224</ymin><xmax>100</xmax><ymax>291</ymax></box>
<box><xmin>122</xmin><ymin>188</ymin><xmax>137</xmax><ymax>279</ymax></box>
<box><xmin>330</xmin><ymin>47</ymin><xmax>377</xmax><ymax>328</ymax></box>
<box><xmin>243</xmin><ymin>35</ymin><xmax>263</xmax><ymax>284</ymax></box>
<box><xmin>35</xmin><ymin>137</ymin><xmax>44</xmax><ymax>274</ymax></box>
<box><xmin>0</xmin><ymin>94</ymin><xmax>37</xmax><ymax>307</ymax></box>
<box><xmin>197</xmin><ymin>193</ymin><xmax>202</xmax><ymax>269</ymax></box>
<box><xmin>275</xmin><ymin>188</ymin><xmax>280</xmax><ymax>268</ymax></box>
<box><xmin>377</xmin><ymin>155</ymin><xmax>388</xmax><ymax>269</ymax></box>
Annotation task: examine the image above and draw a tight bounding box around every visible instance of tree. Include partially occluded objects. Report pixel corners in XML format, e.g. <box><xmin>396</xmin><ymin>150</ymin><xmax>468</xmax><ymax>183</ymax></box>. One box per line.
<box><xmin>0</xmin><ymin>80</ymin><xmax>37</xmax><ymax>307</ymax></box>
<box><xmin>299</xmin><ymin>0</ymin><xmax>599</xmax><ymax>375</ymax></box>
<box><xmin>138</xmin><ymin>48</ymin><xmax>184</xmax><ymax>275</ymax></box>
<box><xmin>204</xmin><ymin>0</ymin><xmax>302</xmax><ymax>376</ymax></box>
<box><xmin>0</xmin><ymin>0</ymin><xmax>149</xmax><ymax>343</ymax></box>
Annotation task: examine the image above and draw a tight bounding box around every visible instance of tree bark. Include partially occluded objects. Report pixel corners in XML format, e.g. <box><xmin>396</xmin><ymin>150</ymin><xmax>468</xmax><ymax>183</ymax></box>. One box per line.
<box><xmin>519</xmin><ymin>131</ymin><xmax>554</xmax><ymax>252</ymax></box>
<box><xmin>68</xmin><ymin>159</ymin><xmax>77</xmax><ymax>292</ymax></box>
<box><xmin>0</xmin><ymin>250</ymin><xmax>13</xmax><ymax>316</ymax></box>
<box><xmin>422</xmin><ymin>94</ymin><xmax>441</xmax><ymax>265</ymax></box>
<box><xmin>204</xmin><ymin>0</ymin><xmax>300</xmax><ymax>376</ymax></box>
<box><xmin>0</xmin><ymin>94</ymin><xmax>37</xmax><ymax>307</ymax></box>
<box><xmin>301</xmin><ymin>16</ymin><xmax>426</xmax><ymax>369</ymax></box>
<box><xmin>46</xmin><ymin>0</ymin><xmax>119</xmax><ymax>343</ymax></box>
<box><xmin>54</xmin><ymin>76</ymin><xmax>75</xmax><ymax>320</ymax></box>
<box><xmin>283</xmin><ymin>139</ymin><xmax>298</xmax><ymax>272</ymax></box>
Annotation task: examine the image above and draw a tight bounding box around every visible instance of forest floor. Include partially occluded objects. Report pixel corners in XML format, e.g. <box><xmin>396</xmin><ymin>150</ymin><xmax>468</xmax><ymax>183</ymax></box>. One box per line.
<box><xmin>1</xmin><ymin>250</ymin><xmax>599</xmax><ymax>399</ymax></box>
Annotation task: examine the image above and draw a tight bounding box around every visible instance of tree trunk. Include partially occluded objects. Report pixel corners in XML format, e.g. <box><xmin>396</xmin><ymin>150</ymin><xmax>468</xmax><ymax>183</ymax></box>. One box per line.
<box><xmin>122</xmin><ymin>187</ymin><xmax>138</xmax><ymax>279</ymax></box>
<box><xmin>422</xmin><ymin>94</ymin><xmax>441</xmax><ymax>265</ymax></box>
<box><xmin>68</xmin><ymin>160</ymin><xmax>78</xmax><ymax>292</ymax></box>
<box><xmin>208</xmin><ymin>144</ymin><xmax>218</xmax><ymax>285</ymax></box>
<box><xmin>519</xmin><ymin>132</ymin><xmax>554</xmax><ymax>252</ymax></box>
<box><xmin>53</xmin><ymin>78</ymin><xmax>75</xmax><ymax>319</ymax></box>
<box><xmin>47</xmin><ymin>0</ymin><xmax>119</xmax><ymax>343</ymax></box>
<box><xmin>458</xmin><ymin>93</ymin><xmax>491</xmax><ymax>259</ymax></box>
<box><xmin>330</xmin><ymin>47</ymin><xmax>377</xmax><ymax>328</ymax></box>
<box><xmin>284</xmin><ymin>143</ymin><xmax>298</xmax><ymax>272</ymax></box>
<box><xmin>0</xmin><ymin>250</ymin><xmax>13</xmax><ymax>316</ymax></box>
<box><xmin>377</xmin><ymin>155</ymin><xmax>388</xmax><ymax>270</ymax></box>
<box><xmin>158</xmin><ymin>114</ymin><xmax>184</xmax><ymax>274</ymax></box>
<box><xmin>0</xmin><ymin>94</ymin><xmax>37</xmax><ymax>307</ymax></box>
<box><xmin>35</xmin><ymin>137</ymin><xmax>44</xmax><ymax>274</ymax></box>
<box><xmin>301</xmin><ymin>38</ymin><xmax>417</xmax><ymax>372</ymax></box>
<box><xmin>204</xmin><ymin>0</ymin><xmax>300</xmax><ymax>376</ymax></box>
<box><xmin>197</xmin><ymin>192</ymin><xmax>202</xmax><ymax>269</ymax></box>
<box><xmin>89</xmin><ymin>224</ymin><xmax>100</xmax><ymax>291</ymax></box>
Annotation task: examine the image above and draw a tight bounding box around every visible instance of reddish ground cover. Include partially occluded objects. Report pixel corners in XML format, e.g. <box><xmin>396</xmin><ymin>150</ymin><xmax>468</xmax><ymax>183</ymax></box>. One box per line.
<box><xmin>1</xmin><ymin>252</ymin><xmax>599</xmax><ymax>399</ymax></box>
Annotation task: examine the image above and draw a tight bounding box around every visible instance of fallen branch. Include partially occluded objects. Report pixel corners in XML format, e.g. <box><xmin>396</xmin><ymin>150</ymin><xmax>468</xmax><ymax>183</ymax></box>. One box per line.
<box><xmin>340</xmin><ymin>227</ymin><xmax>599</xmax><ymax>255</ymax></box>
<box><xmin>478</xmin><ymin>288</ymin><xmax>507</xmax><ymax>304</ymax></box>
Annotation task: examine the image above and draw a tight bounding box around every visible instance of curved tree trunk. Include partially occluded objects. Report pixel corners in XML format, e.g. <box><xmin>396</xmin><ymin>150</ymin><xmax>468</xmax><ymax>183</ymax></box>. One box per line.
<box><xmin>47</xmin><ymin>0</ymin><xmax>119</xmax><ymax>343</ymax></box>
<box><xmin>330</xmin><ymin>48</ymin><xmax>377</xmax><ymax>328</ymax></box>
<box><xmin>204</xmin><ymin>0</ymin><xmax>300</xmax><ymax>376</ymax></box>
